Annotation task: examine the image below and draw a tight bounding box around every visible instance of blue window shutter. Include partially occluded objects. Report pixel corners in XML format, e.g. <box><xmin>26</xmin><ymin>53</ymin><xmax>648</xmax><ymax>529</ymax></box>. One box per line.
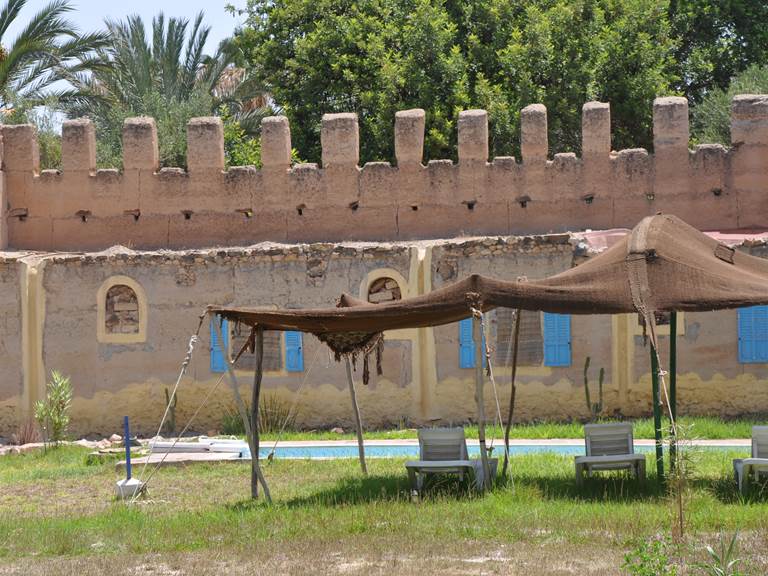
<box><xmin>285</xmin><ymin>331</ymin><xmax>304</xmax><ymax>372</ymax></box>
<box><xmin>459</xmin><ymin>318</ymin><xmax>475</xmax><ymax>368</ymax></box>
<box><xmin>739</xmin><ymin>306</ymin><xmax>768</xmax><ymax>363</ymax></box>
<box><xmin>458</xmin><ymin>318</ymin><xmax>486</xmax><ymax>369</ymax></box>
<box><xmin>210</xmin><ymin>316</ymin><xmax>229</xmax><ymax>373</ymax></box>
<box><xmin>543</xmin><ymin>313</ymin><xmax>571</xmax><ymax>367</ymax></box>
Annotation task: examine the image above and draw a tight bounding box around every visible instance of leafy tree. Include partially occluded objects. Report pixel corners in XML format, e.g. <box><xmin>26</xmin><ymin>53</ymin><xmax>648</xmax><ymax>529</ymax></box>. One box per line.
<box><xmin>0</xmin><ymin>0</ymin><xmax>108</xmax><ymax>108</ymax></box>
<box><xmin>691</xmin><ymin>64</ymin><xmax>768</xmax><ymax>146</ymax></box>
<box><xmin>221</xmin><ymin>104</ymin><xmax>262</xmax><ymax>167</ymax></box>
<box><xmin>234</xmin><ymin>0</ymin><xmax>676</xmax><ymax>164</ymax></box>
<box><xmin>669</xmin><ymin>0</ymin><xmax>768</xmax><ymax>104</ymax></box>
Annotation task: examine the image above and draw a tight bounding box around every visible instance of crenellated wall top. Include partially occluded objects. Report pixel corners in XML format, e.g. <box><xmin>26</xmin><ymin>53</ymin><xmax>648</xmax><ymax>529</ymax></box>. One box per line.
<box><xmin>0</xmin><ymin>95</ymin><xmax>767</xmax><ymax>252</ymax></box>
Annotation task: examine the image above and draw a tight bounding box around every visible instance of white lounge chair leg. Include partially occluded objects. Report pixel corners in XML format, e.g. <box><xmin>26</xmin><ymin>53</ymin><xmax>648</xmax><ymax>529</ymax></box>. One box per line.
<box><xmin>407</xmin><ymin>468</ymin><xmax>418</xmax><ymax>496</ymax></box>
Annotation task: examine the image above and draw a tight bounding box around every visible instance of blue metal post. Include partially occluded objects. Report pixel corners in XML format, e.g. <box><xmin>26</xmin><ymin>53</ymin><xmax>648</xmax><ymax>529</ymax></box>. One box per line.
<box><xmin>124</xmin><ymin>416</ymin><xmax>132</xmax><ymax>480</ymax></box>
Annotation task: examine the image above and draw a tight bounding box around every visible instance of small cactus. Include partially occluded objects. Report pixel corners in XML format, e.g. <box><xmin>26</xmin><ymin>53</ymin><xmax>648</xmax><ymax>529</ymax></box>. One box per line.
<box><xmin>583</xmin><ymin>356</ymin><xmax>604</xmax><ymax>420</ymax></box>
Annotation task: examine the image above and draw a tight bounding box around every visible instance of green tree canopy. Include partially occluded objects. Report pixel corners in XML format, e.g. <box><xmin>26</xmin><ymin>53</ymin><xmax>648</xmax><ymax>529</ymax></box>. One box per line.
<box><xmin>691</xmin><ymin>64</ymin><xmax>768</xmax><ymax>146</ymax></box>
<box><xmin>669</xmin><ymin>0</ymin><xmax>768</xmax><ymax>104</ymax></box>
<box><xmin>235</xmin><ymin>0</ymin><xmax>677</xmax><ymax>164</ymax></box>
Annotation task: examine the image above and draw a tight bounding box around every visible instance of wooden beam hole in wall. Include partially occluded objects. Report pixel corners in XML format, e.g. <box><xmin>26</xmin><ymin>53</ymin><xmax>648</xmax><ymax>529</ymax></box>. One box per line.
<box><xmin>124</xmin><ymin>209</ymin><xmax>141</xmax><ymax>222</ymax></box>
<box><xmin>9</xmin><ymin>208</ymin><xmax>28</xmax><ymax>221</ymax></box>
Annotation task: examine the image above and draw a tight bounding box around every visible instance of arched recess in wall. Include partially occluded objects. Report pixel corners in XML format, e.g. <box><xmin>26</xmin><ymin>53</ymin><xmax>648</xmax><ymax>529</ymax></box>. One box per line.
<box><xmin>359</xmin><ymin>268</ymin><xmax>409</xmax><ymax>303</ymax></box>
<box><xmin>96</xmin><ymin>276</ymin><xmax>148</xmax><ymax>344</ymax></box>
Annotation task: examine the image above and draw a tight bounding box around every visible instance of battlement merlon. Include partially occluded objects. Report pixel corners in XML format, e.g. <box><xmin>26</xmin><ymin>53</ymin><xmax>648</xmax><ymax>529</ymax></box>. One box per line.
<box><xmin>521</xmin><ymin>103</ymin><xmax>548</xmax><ymax>163</ymax></box>
<box><xmin>581</xmin><ymin>102</ymin><xmax>610</xmax><ymax>160</ymax></box>
<box><xmin>122</xmin><ymin>117</ymin><xmax>159</xmax><ymax>171</ymax></box>
<box><xmin>394</xmin><ymin>109</ymin><xmax>425</xmax><ymax>166</ymax></box>
<box><xmin>458</xmin><ymin>109</ymin><xmax>489</xmax><ymax>165</ymax></box>
<box><xmin>321</xmin><ymin>113</ymin><xmax>359</xmax><ymax>169</ymax></box>
<box><xmin>731</xmin><ymin>95</ymin><xmax>768</xmax><ymax>145</ymax></box>
<box><xmin>187</xmin><ymin>117</ymin><xmax>225</xmax><ymax>173</ymax></box>
<box><xmin>261</xmin><ymin>116</ymin><xmax>292</xmax><ymax>170</ymax></box>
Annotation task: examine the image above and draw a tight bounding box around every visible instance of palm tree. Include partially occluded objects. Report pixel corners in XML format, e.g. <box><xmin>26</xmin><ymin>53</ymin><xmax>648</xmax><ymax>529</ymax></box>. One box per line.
<box><xmin>67</xmin><ymin>11</ymin><xmax>270</xmax><ymax>168</ymax></box>
<box><xmin>69</xmin><ymin>12</ymin><xmax>237</xmax><ymax>116</ymax></box>
<box><xmin>0</xmin><ymin>0</ymin><xmax>108</xmax><ymax>109</ymax></box>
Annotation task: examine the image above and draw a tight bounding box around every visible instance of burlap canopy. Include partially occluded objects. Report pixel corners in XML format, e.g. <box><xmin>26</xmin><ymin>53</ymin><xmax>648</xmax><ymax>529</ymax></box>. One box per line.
<box><xmin>209</xmin><ymin>214</ymin><xmax>768</xmax><ymax>339</ymax></box>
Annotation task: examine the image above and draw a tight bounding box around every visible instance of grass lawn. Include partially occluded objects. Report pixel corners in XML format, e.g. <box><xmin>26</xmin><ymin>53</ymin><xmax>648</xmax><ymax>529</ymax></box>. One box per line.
<box><xmin>1</xmin><ymin>442</ymin><xmax>767</xmax><ymax>575</ymax></box>
<box><xmin>260</xmin><ymin>415</ymin><xmax>765</xmax><ymax>441</ymax></box>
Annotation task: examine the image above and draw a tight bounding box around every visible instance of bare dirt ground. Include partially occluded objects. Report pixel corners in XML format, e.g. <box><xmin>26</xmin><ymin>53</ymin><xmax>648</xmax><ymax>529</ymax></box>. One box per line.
<box><xmin>0</xmin><ymin>539</ymin><xmax>623</xmax><ymax>575</ymax></box>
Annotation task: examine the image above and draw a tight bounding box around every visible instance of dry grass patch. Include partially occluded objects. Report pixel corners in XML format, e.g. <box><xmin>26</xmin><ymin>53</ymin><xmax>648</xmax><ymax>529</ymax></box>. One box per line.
<box><xmin>1</xmin><ymin>445</ymin><xmax>767</xmax><ymax>573</ymax></box>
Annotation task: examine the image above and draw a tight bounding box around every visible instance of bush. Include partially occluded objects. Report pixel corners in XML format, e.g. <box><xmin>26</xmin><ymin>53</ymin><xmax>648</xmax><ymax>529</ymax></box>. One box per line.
<box><xmin>623</xmin><ymin>537</ymin><xmax>678</xmax><ymax>576</ymax></box>
<box><xmin>33</xmin><ymin>370</ymin><xmax>73</xmax><ymax>447</ymax></box>
<box><xmin>220</xmin><ymin>393</ymin><xmax>295</xmax><ymax>436</ymax></box>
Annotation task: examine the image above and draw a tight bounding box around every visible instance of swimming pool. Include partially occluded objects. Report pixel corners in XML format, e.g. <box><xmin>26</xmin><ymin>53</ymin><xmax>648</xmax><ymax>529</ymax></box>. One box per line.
<box><xmin>245</xmin><ymin>442</ymin><xmax>746</xmax><ymax>460</ymax></box>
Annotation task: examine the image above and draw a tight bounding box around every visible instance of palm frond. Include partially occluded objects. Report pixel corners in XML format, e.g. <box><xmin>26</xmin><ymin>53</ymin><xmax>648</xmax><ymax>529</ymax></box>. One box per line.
<box><xmin>14</xmin><ymin>0</ymin><xmax>75</xmax><ymax>46</ymax></box>
<box><xmin>0</xmin><ymin>0</ymin><xmax>26</xmax><ymax>40</ymax></box>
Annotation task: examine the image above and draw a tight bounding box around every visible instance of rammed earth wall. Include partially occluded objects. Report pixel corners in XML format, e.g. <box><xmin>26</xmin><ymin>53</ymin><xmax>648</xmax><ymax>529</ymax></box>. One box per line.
<box><xmin>2</xmin><ymin>235</ymin><xmax>768</xmax><ymax>436</ymax></box>
<box><xmin>0</xmin><ymin>95</ymin><xmax>767</xmax><ymax>252</ymax></box>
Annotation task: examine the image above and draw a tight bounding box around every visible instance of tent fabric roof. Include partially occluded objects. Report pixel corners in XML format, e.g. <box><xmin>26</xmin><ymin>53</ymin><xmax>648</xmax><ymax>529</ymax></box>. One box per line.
<box><xmin>209</xmin><ymin>214</ymin><xmax>768</xmax><ymax>336</ymax></box>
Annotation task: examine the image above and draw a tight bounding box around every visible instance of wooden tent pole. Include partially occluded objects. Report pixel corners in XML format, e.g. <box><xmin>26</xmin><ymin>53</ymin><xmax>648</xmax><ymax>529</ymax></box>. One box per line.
<box><xmin>669</xmin><ymin>312</ymin><xmax>678</xmax><ymax>472</ymax></box>
<box><xmin>211</xmin><ymin>319</ymin><xmax>271</xmax><ymax>502</ymax></box>
<box><xmin>345</xmin><ymin>357</ymin><xmax>368</xmax><ymax>475</ymax></box>
<box><xmin>251</xmin><ymin>326</ymin><xmax>265</xmax><ymax>499</ymax></box>
<box><xmin>502</xmin><ymin>308</ymin><xmax>522</xmax><ymax>477</ymax></box>
<box><xmin>473</xmin><ymin>315</ymin><xmax>492</xmax><ymax>490</ymax></box>
<box><xmin>650</xmin><ymin>345</ymin><xmax>665</xmax><ymax>484</ymax></box>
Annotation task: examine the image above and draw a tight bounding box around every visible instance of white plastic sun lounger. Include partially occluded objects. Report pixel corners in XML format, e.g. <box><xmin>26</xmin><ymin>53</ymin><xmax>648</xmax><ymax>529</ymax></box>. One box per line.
<box><xmin>733</xmin><ymin>426</ymin><xmax>768</xmax><ymax>493</ymax></box>
<box><xmin>574</xmin><ymin>423</ymin><xmax>646</xmax><ymax>486</ymax></box>
<box><xmin>405</xmin><ymin>428</ymin><xmax>497</xmax><ymax>495</ymax></box>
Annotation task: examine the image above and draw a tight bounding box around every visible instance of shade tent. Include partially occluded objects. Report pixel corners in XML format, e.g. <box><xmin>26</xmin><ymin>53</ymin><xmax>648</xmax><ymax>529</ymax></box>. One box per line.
<box><xmin>210</xmin><ymin>214</ymin><xmax>768</xmax><ymax>338</ymax></box>
<box><xmin>208</xmin><ymin>214</ymin><xmax>768</xmax><ymax>497</ymax></box>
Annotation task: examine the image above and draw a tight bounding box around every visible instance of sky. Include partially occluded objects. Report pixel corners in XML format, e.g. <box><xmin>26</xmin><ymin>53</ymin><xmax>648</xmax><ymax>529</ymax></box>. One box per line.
<box><xmin>7</xmin><ymin>0</ymin><xmax>247</xmax><ymax>52</ymax></box>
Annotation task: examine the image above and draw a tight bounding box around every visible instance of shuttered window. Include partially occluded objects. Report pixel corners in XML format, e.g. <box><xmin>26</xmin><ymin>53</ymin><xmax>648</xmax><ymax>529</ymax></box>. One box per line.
<box><xmin>738</xmin><ymin>306</ymin><xmax>768</xmax><ymax>363</ymax></box>
<box><xmin>458</xmin><ymin>318</ymin><xmax>486</xmax><ymax>369</ymax></box>
<box><xmin>285</xmin><ymin>331</ymin><xmax>304</xmax><ymax>372</ymax></box>
<box><xmin>231</xmin><ymin>325</ymin><xmax>285</xmax><ymax>372</ymax></box>
<box><xmin>543</xmin><ymin>313</ymin><xmax>571</xmax><ymax>367</ymax></box>
<box><xmin>210</xmin><ymin>315</ymin><xmax>229</xmax><ymax>373</ymax></box>
<box><xmin>495</xmin><ymin>309</ymin><xmax>543</xmax><ymax>366</ymax></box>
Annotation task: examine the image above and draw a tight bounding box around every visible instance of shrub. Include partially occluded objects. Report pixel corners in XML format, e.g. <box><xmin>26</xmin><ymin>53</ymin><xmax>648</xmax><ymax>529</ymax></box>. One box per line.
<box><xmin>220</xmin><ymin>393</ymin><xmax>295</xmax><ymax>436</ymax></box>
<box><xmin>33</xmin><ymin>370</ymin><xmax>73</xmax><ymax>447</ymax></box>
<box><xmin>13</xmin><ymin>418</ymin><xmax>40</xmax><ymax>445</ymax></box>
<box><xmin>623</xmin><ymin>537</ymin><xmax>678</xmax><ymax>576</ymax></box>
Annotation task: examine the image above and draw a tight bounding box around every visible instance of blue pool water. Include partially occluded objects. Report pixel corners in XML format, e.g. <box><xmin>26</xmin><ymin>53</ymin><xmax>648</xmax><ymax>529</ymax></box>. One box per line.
<box><xmin>248</xmin><ymin>444</ymin><xmax>744</xmax><ymax>460</ymax></box>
